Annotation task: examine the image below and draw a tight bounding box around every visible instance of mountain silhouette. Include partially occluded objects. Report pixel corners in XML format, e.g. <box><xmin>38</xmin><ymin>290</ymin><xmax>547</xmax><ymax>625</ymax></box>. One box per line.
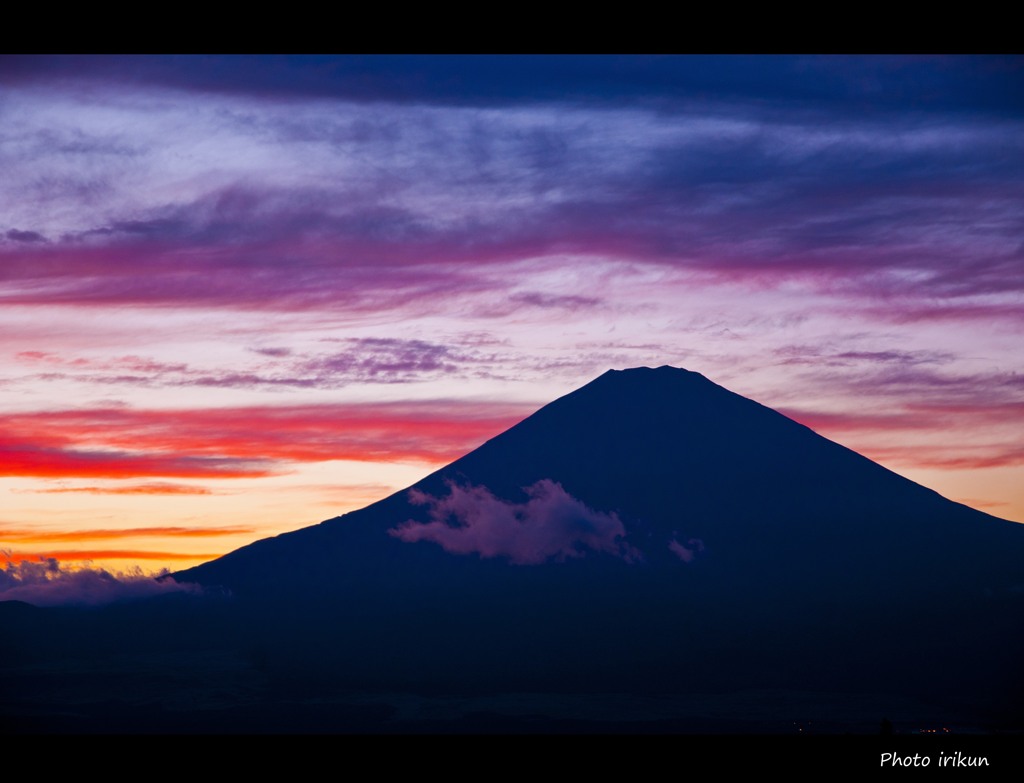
<box><xmin>170</xmin><ymin>366</ymin><xmax>1024</xmax><ymax>709</ymax></box>
<box><xmin>4</xmin><ymin>366</ymin><xmax>1021</xmax><ymax>732</ymax></box>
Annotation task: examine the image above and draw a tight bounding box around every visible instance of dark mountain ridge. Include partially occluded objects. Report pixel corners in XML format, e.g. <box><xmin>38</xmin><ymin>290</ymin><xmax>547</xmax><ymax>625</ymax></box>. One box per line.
<box><xmin>4</xmin><ymin>366</ymin><xmax>1021</xmax><ymax>731</ymax></box>
<box><xmin>178</xmin><ymin>365</ymin><xmax>1020</xmax><ymax>596</ymax></box>
<box><xmin>167</xmin><ymin>367</ymin><xmax>1023</xmax><ymax>709</ymax></box>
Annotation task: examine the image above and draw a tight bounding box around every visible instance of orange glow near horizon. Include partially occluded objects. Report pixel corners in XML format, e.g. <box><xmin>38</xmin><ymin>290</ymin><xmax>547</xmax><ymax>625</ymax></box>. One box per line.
<box><xmin>0</xmin><ymin>525</ymin><xmax>258</xmax><ymax>542</ymax></box>
<box><xmin>0</xmin><ymin>401</ymin><xmax>534</xmax><ymax>575</ymax></box>
<box><xmin>2</xmin><ymin>549</ymin><xmax>222</xmax><ymax>564</ymax></box>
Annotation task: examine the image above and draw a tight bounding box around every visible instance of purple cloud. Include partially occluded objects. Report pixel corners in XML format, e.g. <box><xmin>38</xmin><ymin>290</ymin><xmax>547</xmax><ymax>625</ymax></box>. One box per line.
<box><xmin>0</xmin><ymin>557</ymin><xmax>200</xmax><ymax>607</ymax></box>
<box><xmin>668</xmin><ymin>537</ymin><xmax>705</xmax><ymax>563</ymax></box>
<box><xmin>846</xmin><ymin>366</ymin><xmax>1024</xmax><ymax>404</ymax></box>
<box><xmin>774</xmin><ymin>345</ymin><xmax>955</xmax><ymax>369</ymax></box>
<box><xmin>250</xmin><ymin>346</ymin><xmax>293</xmax><ymax>357</ymax></box>
<box><xmin>5</xmin><ymin>229</ymin><xmax>47</xmax><ymax>243</ymax></box>
<box><xmin>510</xmin><ymin>292</ymin><xmax>602</xmax><ymax>310</ymax></box>
<box><xmin>11</xmin><ymin>338</ymin><xmax>495</xmax><ymax>392</ymax></box>
<box><xmin>389</xmin><ymin>479</ymin><xmax>641</xmax><ymax>565</ymax></box>
<box><xmin>304</xmin><ymin>338</ymin><xmax>465</xmax><ymax>382</ymax></box>
<box><xmin>3</xmin><ymin>72</ymin><xmax>1022</xmax><ymax>322</ymax></box>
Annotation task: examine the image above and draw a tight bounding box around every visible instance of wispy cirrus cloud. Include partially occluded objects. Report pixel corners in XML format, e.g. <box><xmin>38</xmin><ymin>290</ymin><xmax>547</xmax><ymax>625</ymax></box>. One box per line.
<box><xmin>12</xmin><ymin>337</ymin><xmax>502</xmax><ymax>390</ymax></box>
<box><xmin>779</xmin><ymin>408</ymin><xmax>939</xmax><ymax>433</ymax></box>
<box><xmin>2</xmin><ymin>67</ymin><xmax>1021</xmax><ymax>320</ymax></box>
<box><xmin>302</xmin><ymin>338</ymin><xmax>487</xmax><ymax>383</ymax></box>
<box><xmin>770</xmin><ymin>345</ymin><xmax>1024</xmax><ymax>412</ymax></box>
<box><xmin>862</xmin><ymin>300</ymin><xmax>1024</xmax><ymax>326</ymax></box>
<box><xmin>5</xmin><ymin>185</ymin><xmax>1020</xmax><ymax>318</ymax></box>
<box><xmin>782</xmin><ymin>400</ymin><xmax>1024</xmax><ymax>436</ymax></box>
<box><xmin>0</xmin><ymin>234</ymin><xmax>486</xmax><ymax>313</ymax></box>
<box><xmin>840</xmin><ymin>366</ymin><xmax>1024</xmax><ymax>408</ymax></box>
<box><xmin>864</xmin><ymin>444</ymin><xmax>1024</xmax><ymax>470</ymax></box>
<box><xmin>774</xmin><ymin>344</ymin><xmax>955</xmax><ymax>369</ymax></box>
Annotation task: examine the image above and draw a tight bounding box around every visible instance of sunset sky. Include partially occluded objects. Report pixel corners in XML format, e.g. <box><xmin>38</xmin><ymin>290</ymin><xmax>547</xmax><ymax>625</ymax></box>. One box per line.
<box><xmin>2</xmin><ymin>55</ymin><xmax>1022</xmax><ymax>578</ymax></box>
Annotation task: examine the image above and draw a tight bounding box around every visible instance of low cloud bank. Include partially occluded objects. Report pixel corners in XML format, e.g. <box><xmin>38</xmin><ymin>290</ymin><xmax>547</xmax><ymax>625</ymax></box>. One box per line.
<box><xmin>389</xmin><ymin>479</ymin><xmax>641</xmax><ymax>565</ymax></box>
<box><xmin>0</xmin><ymin>556</ymin><xmax>200</xmax><ymax>607</ymax></box>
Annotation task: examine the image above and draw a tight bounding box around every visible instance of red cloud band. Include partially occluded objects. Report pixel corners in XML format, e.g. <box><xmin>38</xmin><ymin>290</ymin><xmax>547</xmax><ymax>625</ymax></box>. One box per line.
<box><xmin>0</xmin><ymin>401</ymin><xmax>532</xmax><ymax>480</ymax></box>
<box><xmin>2</xmin><ymin>549</ymin><xmax>221</xmax><ymax>564</ymax></box>
<box><xmin>0</xmin><ymin>525</ymin><xmax>257</xmax><ymax>543</ymax></box>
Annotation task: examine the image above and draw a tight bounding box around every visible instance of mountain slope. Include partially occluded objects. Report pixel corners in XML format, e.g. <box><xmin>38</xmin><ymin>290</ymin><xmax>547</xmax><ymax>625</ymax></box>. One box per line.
<box><xmin>178</xmin><ymin>365</ymin><xmax>1020</xmax><ymax>595</ymax></box>
<box><xmin>171</xmin><ymin>366</ymin><xmax>1024</xmax><ymax>705</ymax></box>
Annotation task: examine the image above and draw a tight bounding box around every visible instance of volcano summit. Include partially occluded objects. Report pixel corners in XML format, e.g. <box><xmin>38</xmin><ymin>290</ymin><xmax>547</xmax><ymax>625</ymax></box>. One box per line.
<box><xmin>4</xmin><ymin>366</ymin><xmax>1022</xmax><ymax>732</ymax></box>
<box><xmin>172</xmin><ymin>366</ymin><xmax>1024</xmax><ymax>712</ymax></box>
